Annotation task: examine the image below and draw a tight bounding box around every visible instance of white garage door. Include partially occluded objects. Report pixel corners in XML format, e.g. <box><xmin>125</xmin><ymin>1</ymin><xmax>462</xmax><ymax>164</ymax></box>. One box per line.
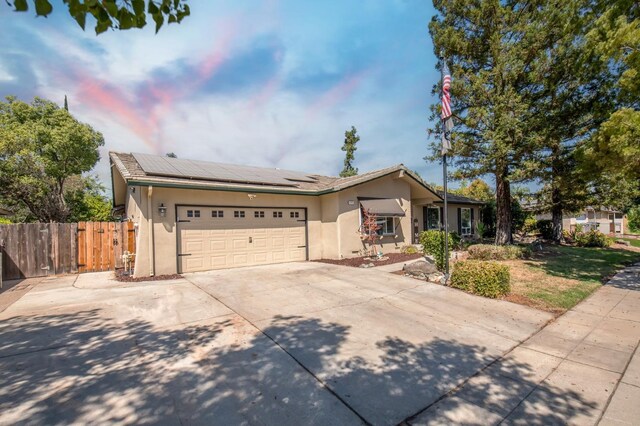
<box><xmin>177</xmin><ymin>206</ymin><xmax>307</xmax><ymax>273</ymax></box>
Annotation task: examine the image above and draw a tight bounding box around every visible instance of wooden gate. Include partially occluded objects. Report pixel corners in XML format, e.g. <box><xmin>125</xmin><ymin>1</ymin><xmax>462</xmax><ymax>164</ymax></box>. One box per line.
<box><xmin>77</xmin><ymin>222</ymin><xmax>135</xmax><ymax>273</ymax></box>
<box><xmin>0</xmin><ymin>221</ymin><xmax>136</xmax><ymax>280</ymax></box>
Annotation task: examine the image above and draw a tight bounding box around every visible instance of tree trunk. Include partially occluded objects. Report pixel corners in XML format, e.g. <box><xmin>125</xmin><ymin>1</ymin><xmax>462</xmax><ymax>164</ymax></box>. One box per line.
<box><xmin>551</xmin><ymin>187</ymin><xmax>563</xmax><ymax>243</ymax></box>
<box><xmin>495</xmin><ymin>172</ymin><xmax>513</xmax><ymax>245</ymax></box>
<box><xmin>550</xmin><ymin>143</ymin><xmax>563</xmax><ymax>243</ymax></box>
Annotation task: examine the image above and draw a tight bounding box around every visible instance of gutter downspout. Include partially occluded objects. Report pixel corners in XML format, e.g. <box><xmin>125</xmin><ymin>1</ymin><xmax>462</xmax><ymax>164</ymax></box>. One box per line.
<box><xmin>147</xmin><ymin>186</ymin><xmax>155</xmax><ymax>276</ymax></box>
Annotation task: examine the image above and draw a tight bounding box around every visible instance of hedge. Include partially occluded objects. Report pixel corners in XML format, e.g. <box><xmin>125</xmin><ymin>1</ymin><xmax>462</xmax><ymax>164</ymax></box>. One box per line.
<box><xmin>450</xmin><ymin>260</ymin><xmax>511</xmax><ymax>298</ymax></box>
<box><xmin>467</xmin><ymin>244</ymin><xmax>531</xmax><ymax>260</ymax></box>
<box><xmin>574</xmin><ymin>230</ymin><xmax>613</xmax><ymax>247</ymax></box>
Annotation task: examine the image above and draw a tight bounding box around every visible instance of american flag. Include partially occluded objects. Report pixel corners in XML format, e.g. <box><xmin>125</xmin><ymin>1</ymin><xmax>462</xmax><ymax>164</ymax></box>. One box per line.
<box><xmin>441</xmin><ymin>62</ymin><xmax>452</xmax><ymax>119</ymax></box>
<box><xmin>441</xmin><ymin>60</ymin><xmax>453</xmax><ymax>155</ymax></box>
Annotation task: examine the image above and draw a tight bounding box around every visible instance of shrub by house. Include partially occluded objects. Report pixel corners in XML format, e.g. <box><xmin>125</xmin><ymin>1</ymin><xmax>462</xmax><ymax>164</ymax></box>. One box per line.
<box><xmin>450</xmin><ymin>260</ymin><xmax>511</xmax><ymax>298</ymax></box>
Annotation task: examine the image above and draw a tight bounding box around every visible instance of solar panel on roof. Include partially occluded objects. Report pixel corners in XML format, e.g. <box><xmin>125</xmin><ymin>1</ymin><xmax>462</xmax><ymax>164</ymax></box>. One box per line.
<box><xmin>133</xmin><ymin>153</ymin><xmax>184</xmax><ymax>177</ymax></box>
<box><xmin>131</xmin><ymin>152</ymin><xmax>317</xmax><ymax>187</ymax></box>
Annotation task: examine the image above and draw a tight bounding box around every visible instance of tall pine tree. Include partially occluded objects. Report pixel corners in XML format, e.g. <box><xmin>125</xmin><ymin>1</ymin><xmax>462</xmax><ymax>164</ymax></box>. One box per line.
<box><xmin>428</xmin><ymin>0</ymin><xmax>539</xmax><ymax>244</ymax></box>
<box><xmin>526</xmin><ymin>0</ymin><xmax>614</xmax><ymax>242</ymax></box>
<box><xmin>340</xmin><ymin>126</ymin><xmax>360</xmax><ymax>178</ymax></box>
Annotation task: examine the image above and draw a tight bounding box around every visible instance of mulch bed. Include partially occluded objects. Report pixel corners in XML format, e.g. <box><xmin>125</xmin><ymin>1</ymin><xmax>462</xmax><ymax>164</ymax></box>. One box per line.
<box><xmin>314</xmin><ymin>252</ymin><xmax>423</xmax><ymax>268</ymax></box>
<box><xmin>114</xmin><ymin>270</ymin><xmax>183</xmax><ymax>282</ymax></box>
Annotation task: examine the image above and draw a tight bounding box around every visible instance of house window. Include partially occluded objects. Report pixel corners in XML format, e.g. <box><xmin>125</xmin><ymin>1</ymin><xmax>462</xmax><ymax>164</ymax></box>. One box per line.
<box><xmin>273</xmin><ymin>211</ymin><xmax>283</xmax><ymax>218</ymax></box>
<box><xmin>376</xmin><ymin>217</ymin><xmax>395</xmax><ymax>235</ymax></box>
<box><xmin>361</xmin><ymin>212</ymin><xmax>395</xmax><ymax>236</ymax></box>
<box><xmin>254</xmin><ymin>211</ymin><xmax>265</xmax><ymax>218</ymax></box>
<box><xmin>575</xmin><ymin>214</ymin><xmax>586</xmax><ymax>221</ymax></box>
<box><xmin>186</xmin><ymin>210</ymin><xmax>200</xmax><ymax>218</ymax></box>
<box><xmin>187</xmin><ymin>210</ymin><xmax>193</xmax><ymax>218</ymax></box>
<box><xmin>461</xmin><ymin>208</ymin><xmax>472</xmax><ymax>235</ymax></box>
<box><xmin>290</xmin><ymin>211</ymin><xmax>300</xmax><ymax>218</ymax></box>
<box><xmin>211</xmin><ymin>210</ymin><xmax>224</xmax><ymax>218</ymax></box>
<box><xmin>426</xmin><ymin>207</ymin><xmax>440</xmax><ymax>230</ymax></box>
<box><xmin>234</xmin><ymin>210</ymin><xmax>245</xmax><ymax>218</ymax></box>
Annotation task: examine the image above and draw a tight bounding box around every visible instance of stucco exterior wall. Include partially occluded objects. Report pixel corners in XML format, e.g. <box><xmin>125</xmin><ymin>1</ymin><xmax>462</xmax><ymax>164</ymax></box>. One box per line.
<box><xmin>335</xmin><ymin>175</ymin><xmax>412</xmax><ymax>257</ymax></box>
<box><xmin>122</xmin><ymin>173</ymin><xmax>423</xmax><ymax>276</ymax></box>
<box><xmin>129</xmin><ymin>186</ymin><xmax>322</xmax><ymax>276</ymax></box>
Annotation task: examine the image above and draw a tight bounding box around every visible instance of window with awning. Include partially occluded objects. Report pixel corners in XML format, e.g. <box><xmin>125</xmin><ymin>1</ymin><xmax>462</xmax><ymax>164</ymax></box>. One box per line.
<box><xmin>359</xmin><ymin>199</ymin><xmax>405</xmax><ymax>217</ymax></box>
<box><xmin>360</xmin><ymin>199</ymin><xmax>404</xmax><ymax>236</ymax></box>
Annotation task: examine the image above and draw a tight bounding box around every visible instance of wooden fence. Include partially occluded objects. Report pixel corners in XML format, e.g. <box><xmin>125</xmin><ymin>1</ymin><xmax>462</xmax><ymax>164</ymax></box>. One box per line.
<box><xmin>0</xmin><ymin>222</ymin><xmax>135</xmax><ymax>281</ymax></box>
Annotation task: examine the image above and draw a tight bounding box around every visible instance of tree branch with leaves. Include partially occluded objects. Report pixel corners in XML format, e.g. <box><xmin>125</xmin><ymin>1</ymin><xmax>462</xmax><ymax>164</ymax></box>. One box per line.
<box><xmin>7</xmin><ymin>0</ymin><xmax>190</xmax><ymax>34</ymax></box>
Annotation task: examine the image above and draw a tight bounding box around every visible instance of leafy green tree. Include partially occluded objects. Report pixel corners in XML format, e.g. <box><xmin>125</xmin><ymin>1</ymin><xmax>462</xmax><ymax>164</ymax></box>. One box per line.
<box><xmin>0</xmin><ymin>97</ymin><xmax>105</xmax><ymax>222</ymax></box>
<box><xmin>339</xmin><ymin>126</ymin><xmax>360</xmax><ymax>178</ymax></box>
<box><xmin>65</xmin><ymin>176</ymin><xmax>113</xmax><ymax>222</ymax></box>
<box><xmin>456</xmin><ymin>179</ymin><xmax>494</xmax><ymax>203</ymax></box>
<box><xmin>428</xmin><ymin>0</ymin><xmax>542</xmax><ymax>245</ymax></box>
<box><xmin>580</xmin><ymin>0</ymin><xmax>640</xmax><ymax>206</ymax></box>
<box><xmin>523</xmin><ymin>0</ymin><xmax>615</xmax><ymax>242</ymax></box>
<box><xmin>628</xmin><ymin>206</ymin><xmax>640</xmax><ymax>233</ymax></box>
<box><xmin>7</xmin><ymin>0</ymin><xmax>190</xmax><ymax>34</ymax></box>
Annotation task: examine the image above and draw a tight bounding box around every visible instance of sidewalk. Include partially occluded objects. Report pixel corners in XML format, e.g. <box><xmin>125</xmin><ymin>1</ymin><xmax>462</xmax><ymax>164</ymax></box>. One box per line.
<box><xmin>408</xmin><ymin>263</ymin><xmax>640</xmax><ymax>425</ymax></box>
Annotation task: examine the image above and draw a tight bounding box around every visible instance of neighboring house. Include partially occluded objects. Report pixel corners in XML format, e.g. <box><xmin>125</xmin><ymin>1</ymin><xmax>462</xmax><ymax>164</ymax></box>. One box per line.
<box><xmin>534</xmin><ymin>206</ymin><xmax>627</xmax><ymax>235</ymax></box>
<box><xmin>110</xmin><ymin>152</ymin><xmax>482</xmax><ymax>277</ymax></box>
<box><xmin>564</xmin><ymin>207</ymin><xmax>627</xmax><ymax>235</ymax></box>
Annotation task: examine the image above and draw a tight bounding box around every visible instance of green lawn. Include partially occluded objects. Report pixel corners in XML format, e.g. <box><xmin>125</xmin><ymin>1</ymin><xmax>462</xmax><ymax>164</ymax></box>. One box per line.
<box><xmin>622</xmin><ymin>238</ymin><xmax>640</xmax><ymax>248</ymax></box>
<box><xmin>505</xmin><ymin>245</ymin><xmax>640</xmax><ymax>314</ymax></box>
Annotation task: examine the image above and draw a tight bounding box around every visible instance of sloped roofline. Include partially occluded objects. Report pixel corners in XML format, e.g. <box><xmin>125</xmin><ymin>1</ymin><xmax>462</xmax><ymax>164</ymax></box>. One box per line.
<box><xmin>110</xmin><ymin>152</ymin><xmax>443</xmax><ymax>200</ymax></box>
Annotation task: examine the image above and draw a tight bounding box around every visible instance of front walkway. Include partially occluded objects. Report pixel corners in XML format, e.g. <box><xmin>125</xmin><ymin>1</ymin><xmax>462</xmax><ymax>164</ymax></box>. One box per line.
<box><xmin>410</xmin><ymin>263</ymin><xmax>640</xmax><ymax>425</ymax></box>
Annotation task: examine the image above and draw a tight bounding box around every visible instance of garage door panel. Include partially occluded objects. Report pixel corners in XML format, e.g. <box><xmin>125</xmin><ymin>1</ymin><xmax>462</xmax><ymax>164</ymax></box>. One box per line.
<box><xmin>288</xmin><ymin>248</ymin><xmax>306</xmax><ymax>261</ymax></box>
<box><xmin>253</xmin><ymin>237</ymin><xmax>267</xmax><ymax>249</ymax></box>
<box><xmin>233</xmin><ymin>237</ymin><xmax>249</xmax><ymax>249</ymax></box>
<box><xmin>233</xmin><ymin>254</ymin><xmax>248</xmax><ymax>265</ymax></box>
<box><xmin>178</xmin><ymin>206</ymin><xmax>307</xmax><ymax>273</ymax></box>
<box><xmin>210</xmin><ymin>255</ymin><xmax>227</xmax><ymax>268</ymax></box>
<box><xmin>209</xmin><ymin>239</ymin><xmax>226</xmax><ymax>251</ymax></box>
<box><xmin>185</xmin><ymin>256</ymin><xmax>204</xmax><ymax>271</ymax></box>
<box><xmin>254</xmin><ymin>252</ymin><xmax>268</xmax><ymax>263</ymax></box>
<box><xmin>185</xmin><ymin>241</ymin><xmax>204</xmax><ymax>252</ymax></box>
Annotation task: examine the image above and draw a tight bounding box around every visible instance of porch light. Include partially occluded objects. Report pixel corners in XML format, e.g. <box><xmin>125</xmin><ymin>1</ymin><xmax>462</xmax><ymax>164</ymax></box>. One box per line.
<box><xmin>158</xmin><ymin>203</ymin><xmax>167</xmax><ymax>217</ymax></box>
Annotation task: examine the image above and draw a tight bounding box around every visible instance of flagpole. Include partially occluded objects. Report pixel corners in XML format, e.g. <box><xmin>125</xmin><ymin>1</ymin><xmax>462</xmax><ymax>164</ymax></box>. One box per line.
<box><xmin>440</xmin><ymin>56</ymin><xmax>450</xmax><ymax>278</ymax></box>
<box><xmin>443</xmin><ymin>151</ymin><xmax>449</xmax><ymax>277</ymax></box>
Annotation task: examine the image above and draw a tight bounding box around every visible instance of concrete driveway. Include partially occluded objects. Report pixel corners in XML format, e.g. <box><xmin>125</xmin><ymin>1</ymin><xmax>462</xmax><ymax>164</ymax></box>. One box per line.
<box><xmin>0</xmin><ymin>262</ymin><xmax>552</xmax><ymax>425</ymax></box>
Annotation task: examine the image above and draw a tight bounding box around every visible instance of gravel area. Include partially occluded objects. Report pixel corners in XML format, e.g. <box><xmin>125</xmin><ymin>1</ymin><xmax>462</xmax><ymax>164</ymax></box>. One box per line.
<box><xmin>114</xmin><ymin>270</ymin><xmax>183</xmax><ymax>282</ymax></box>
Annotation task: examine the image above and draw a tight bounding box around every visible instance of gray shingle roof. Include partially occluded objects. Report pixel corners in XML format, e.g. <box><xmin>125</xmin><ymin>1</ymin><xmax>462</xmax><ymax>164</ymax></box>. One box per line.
<box><xmin>434</xmin><ymin>190</ymin><xmax>485</xmax><ymax>205</ymax></box>
<box><xmin>109</xmin><ymin>152</ymin><xmax>443</xmax><ymax>198</ymax></box>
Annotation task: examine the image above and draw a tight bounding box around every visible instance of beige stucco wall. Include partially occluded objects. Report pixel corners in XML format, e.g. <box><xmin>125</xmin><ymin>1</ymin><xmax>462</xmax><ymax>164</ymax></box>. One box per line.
<box><xmin>335</xmin><ymin>175</ymin><xmax>413</xmax><ymax>257</ymax></box>
<box><xmin>125</xmin><ymin>174</ymin><xmax>428</xmax><ymax>276</ymax></box>
<box><xmin>119</xmin><ymin>171</ymin><xmax>448</xmax><ymax>277</ymax></box>
<box><xmin>129</xmin><ymin>186</ymin><xmax>322</xmax><ymax>276</ymax></box>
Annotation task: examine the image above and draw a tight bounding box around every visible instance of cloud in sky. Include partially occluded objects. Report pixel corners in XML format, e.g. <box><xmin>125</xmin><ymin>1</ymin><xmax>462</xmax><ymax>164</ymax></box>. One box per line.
<box><xmin>0</xmin><ymin>0</ymin><xmax>446</xmax><ymax>190</ymax></box>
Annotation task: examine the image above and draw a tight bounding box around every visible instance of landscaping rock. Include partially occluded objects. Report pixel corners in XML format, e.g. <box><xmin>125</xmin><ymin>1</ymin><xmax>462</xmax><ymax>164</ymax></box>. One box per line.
<box><xmin>426</xmin><ymin>272</ymin><xmax>445</xmax><ymax>283</ymax></box>
<box><xmin>616</xmin><ymin>239</ymin><xmax>631</xmax><ymax>246</ymax></box>
<box><xmin>403</xmin><ymin>259</ymin><xmax>438</xmax><ymax>276</ymax></box>
<box><xmin>359</xmin><ymin>262</ymin><xmax>375</xmax><ymax>268</ymax></box>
